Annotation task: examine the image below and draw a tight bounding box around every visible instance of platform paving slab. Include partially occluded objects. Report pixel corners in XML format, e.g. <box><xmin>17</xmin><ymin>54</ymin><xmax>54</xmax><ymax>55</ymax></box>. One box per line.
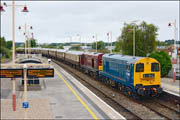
<box><xmin>161</xmin><ymin>77</ymin><xmax>180</xmax><ymax>95</ymax></box>
<box><xmin>1</xmin><ymin>98</ymin><xmax>53</xmax><ymax>119</ymax></box>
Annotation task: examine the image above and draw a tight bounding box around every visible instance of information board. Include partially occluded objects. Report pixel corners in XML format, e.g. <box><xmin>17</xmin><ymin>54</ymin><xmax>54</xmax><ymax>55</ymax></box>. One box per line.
<box><xmin>27</xmin><ymin>68</ymin><xmax>54</xmax><ymax>78</ymax></box>
<box><xmin>0</xmin><ymin>69</ymin><xmax>23</xmax><ymax>78</ymax></box>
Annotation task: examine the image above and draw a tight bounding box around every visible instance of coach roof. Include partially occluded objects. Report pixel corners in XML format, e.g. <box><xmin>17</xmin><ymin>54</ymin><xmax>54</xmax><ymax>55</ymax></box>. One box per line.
<box><xmin>66</xmin><ymin>50</ymin><xmax>84</xmax><ymax>55</ymax></box>
<box><xmin>83</xmin><ymin>52</ymin><xmax>103</xmax><ymax>56</ymax></box>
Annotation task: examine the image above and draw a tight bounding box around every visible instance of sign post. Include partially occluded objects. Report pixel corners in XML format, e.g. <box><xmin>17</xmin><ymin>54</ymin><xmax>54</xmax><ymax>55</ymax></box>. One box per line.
<box><xmin>0</xmin><ymin>64</ymin><xmax>54</xmax><ymax>117</ymax></box>
<box><xmin>23</xmin><ymin>64</ymin><xmax>28</xmax><ymax>119</ymax></box>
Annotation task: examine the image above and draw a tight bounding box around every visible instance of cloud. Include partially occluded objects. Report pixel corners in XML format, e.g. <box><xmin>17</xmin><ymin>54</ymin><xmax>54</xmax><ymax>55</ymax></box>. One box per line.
<box><xmin>1</xmin><ymin>1</ymin><xmax>179</xmax><ymax>44</ymax></box>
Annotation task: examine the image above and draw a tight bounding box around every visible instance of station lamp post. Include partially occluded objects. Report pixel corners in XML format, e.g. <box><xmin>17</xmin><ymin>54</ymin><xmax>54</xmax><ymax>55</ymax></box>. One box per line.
<box><xmin>18</xmin><ymin>25</ymin><xmax>33</xmax><ymax>58</ymax></box>
<box><xmin>128</xmin><ymin>25</ymin><xmax>136</xmax><ymax>57</ymax></box>
<box><xmin>67</xmin><ymin>36</ymin><xmax>72</xmax><ymax>46</ymax></box>
<box><xmin>168</xmin><ymin>19</ymin><xmax>177</xmax><ymax>82</ymax></box>
<box><xmin>107</xmin><ymin>31</ymin><xmax>113</xmax><ymax>54</ymax></box>
<box><xmin>0</xmin><ymin>1</ymin><xmax>29</xmax><ymax>111</ymax></box>
<box><xmin>92</xmin><ymin>34</ymin><xmax>98</xmax><ymax>52</ymax></box>
<box><xmin>77</xmin><ymin>34</ymin><xmax>81</xmax><ymax>45</ymax></box>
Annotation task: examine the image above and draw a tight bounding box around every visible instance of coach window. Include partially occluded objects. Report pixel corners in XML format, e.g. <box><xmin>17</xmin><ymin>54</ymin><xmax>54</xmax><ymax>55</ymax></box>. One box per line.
<box><xmin>136</xmin><ymin>63</ymin><xmax>144</xmax><ymax>72</ymax></box>
<box><xmin>151</xmin><ymin>63</ymin><xmax>159</xmax><ymax>72</ymax></box>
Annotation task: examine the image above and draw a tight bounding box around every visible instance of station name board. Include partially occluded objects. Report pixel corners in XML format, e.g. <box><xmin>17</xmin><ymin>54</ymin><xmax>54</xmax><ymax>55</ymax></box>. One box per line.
<box><xmin>27</xmin><ymin>68</ymin><xmax>54</xmax><ymax>78</ymax></box>
<box><xmin>0</xmin><ymin>69</ymin><xmax>23</xmax><ymax>78</ymax></box>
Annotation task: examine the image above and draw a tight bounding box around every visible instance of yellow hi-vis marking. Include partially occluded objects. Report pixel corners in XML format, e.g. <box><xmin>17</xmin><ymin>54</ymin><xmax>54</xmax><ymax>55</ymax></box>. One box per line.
<box><xmin>55</xmin><ymin>69</ymin><xmax>98</xmax><ymax>120</ymax></box>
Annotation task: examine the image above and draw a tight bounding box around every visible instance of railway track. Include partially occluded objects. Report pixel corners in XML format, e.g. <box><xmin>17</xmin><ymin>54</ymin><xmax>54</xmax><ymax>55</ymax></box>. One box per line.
<box><xmin>52</xmin><ymin>59</ymin><xmax>179</xmax><ymax>119</ymax></box>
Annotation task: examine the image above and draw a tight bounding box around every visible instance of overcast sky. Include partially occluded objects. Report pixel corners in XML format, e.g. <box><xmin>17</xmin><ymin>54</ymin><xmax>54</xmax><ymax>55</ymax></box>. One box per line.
<box><xmin>1</xmin><ymin>1</ymin><xmax>179</xmax><ymax>44</ymax></box>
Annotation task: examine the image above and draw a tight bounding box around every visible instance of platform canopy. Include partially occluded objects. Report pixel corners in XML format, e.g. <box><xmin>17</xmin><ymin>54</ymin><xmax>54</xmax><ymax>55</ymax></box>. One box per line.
<box><xmin>18</xmin><ymin>58</ymin><xmax>42</xmax><ymax>64</ymax></box>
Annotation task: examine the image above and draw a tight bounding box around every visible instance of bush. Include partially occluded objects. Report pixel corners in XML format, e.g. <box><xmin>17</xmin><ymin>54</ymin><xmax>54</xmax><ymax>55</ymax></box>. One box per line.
<box><xmin>69</xmin><ymin>45</ymin><xmax>82</xmax><ymax>51</ymax></box>
<box><xmin>148</xmin><ymin>50</ymin><xmax>172</xmax><ymax>77</ymax></box>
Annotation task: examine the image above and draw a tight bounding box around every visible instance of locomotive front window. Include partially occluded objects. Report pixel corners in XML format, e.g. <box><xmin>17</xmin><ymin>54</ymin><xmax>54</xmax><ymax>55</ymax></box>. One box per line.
<box><xmin>136</xmin><ymin>63</ymin><xmax>144</xmax><ymax>72</ymax></box>
<box><xmin>151</xmin><ymin>63</ymin><xmax>159</xmax><ymax>72</ymax></box>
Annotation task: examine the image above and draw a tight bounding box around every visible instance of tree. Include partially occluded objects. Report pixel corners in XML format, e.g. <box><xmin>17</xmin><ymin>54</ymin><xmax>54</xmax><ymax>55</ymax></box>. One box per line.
<box><xmin>148</xmin><ymin>51</ymin><xmax>172</xmax><ymax>77</ymax></box>
<box><xmin>6</xmin><ymin>41</ymin><xmax>12</xmax><ymax>50</ymax></box>
<box><xmin>26</xmin><ymin>38</ymin><xmax>37</xmax><ymax>48</ymax></box>
<box><xmin>92</xmin><ymin>41</ymin><xmax>105</xmax><ymax>50</ymax></box>
<box><xmin>69</xmin><ymin>45</ymin><xmax>82</xmax><ymax>51</ymax></box>
<box><xmin>115</xmin><ymin>21</ymin><xmax>158</xmax><ymax>56</ymax></box>
<box><xmin>0</xmin><ymin>37</ymin><xmax>6</xmax><ymax>47</ymax></box>
<box><xmin>57</xmin><ymin>45</ymin><xmax>64</xmax><ymax>49</ymax></box>
<box><xmin>0</xmin><ymin>37</ymin><xmax>11</xmax><ymax>58</ymax></box>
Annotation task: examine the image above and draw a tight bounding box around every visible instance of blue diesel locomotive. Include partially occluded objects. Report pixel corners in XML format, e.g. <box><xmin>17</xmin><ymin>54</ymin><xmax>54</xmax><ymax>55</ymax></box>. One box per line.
<box><xmin>99</xmin><ymin>54</ymin><xmax>162</xmax><ymax>97</ymax></box>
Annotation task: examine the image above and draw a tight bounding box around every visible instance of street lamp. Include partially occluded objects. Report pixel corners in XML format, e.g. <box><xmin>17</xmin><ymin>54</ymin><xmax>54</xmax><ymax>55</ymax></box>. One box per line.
<box><xmin>128</xmin><ymin>25</ymin><xmax>137</xmax><ymax>57</ymax></box>
<box><xmin>67</xmin><ymin>36</ymin><xmax>72</xmax><ymax>46</ymax></box>
<box><xmin>0</xmin><ymin>5</ymin><xmax>5</xmax><ymax>12</ymax></box>
<box><xmin>128</xmin><ymin>26</ymin><xmax>136</xmax><ymax>56</ymax></box>
<box><xmin>168</xmin><ymin>19</ymin><xmax>177</xmax><ymax>82</ymax></box>
<box><xmin>127</xmin><ymin>20</ymin><xmax>139</xmax><ymax>56</ymax></box>
<box><xmin>107</xmin><ymin>31</ymin><xmax>113</xmax><ymax>54</ymax></box>
<box><xmin>77</xmin><ymin>34</ymin><xmax>81</xmax><ymax>45</ymax></box>
<box><xmin>92</xmin><ymin>34</ymin><xmax>98</xmax><ymax>52</ymax></box>
<box><xmin>0</xmin><ymin>1</ymin><xmax>29</xmax><ymax>111</ymax></box>
<box><xmin>18</xmin><ymin>25</ymin><xmax>33</xmax><ymax>58</ymax></box>
<box><xmin>1</xmin><ymin>1</ymin><xmax>29</xmax><ymax>64</ymax></box>
<box><xmin>22</xmin><ymin>5</ymin><xmax>29</xmax><ymax>12</ymax></box>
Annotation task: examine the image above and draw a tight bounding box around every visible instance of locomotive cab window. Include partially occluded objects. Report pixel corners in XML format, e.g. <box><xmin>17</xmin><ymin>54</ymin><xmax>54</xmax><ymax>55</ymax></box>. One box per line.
<box><xmin>136</xmin><ymin>63</ymin><xmax>144</xmax><ymax>72</ymax></box>
<box><xmin>151</xmin><ymin>63</ymin><xmax>159</xmax><ymax>72</ymax></box>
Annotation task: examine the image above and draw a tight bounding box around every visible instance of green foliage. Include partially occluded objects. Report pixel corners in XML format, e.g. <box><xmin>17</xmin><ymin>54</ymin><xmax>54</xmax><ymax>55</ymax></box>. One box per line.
<box><xmin>0</xmin><ymin>37</ymin><xmax>11</xmax><ymax>58</ymax></box>
<box><xmin>69</xmin><ymin>45</ymin><xmax>82</xmax><ymax>51</ymax></box>
<box><xmin>148</xmin><ymin>51</ymin><xmax>172</xmax><ymax>77</ymax></box>
<box><xmin>6</xmin><ymin>41</ymin><xmax>12</xmax><ymax>50</ymax></box>
<box><xmin>114</xmin><ymin>36</ymin><xmax>122</xmax><ymax>52</ymax></box>
<box><xmin>26</xmin><ymin>38</ymin><xmax>37</xmax><ymax>48</ymax></box>
<box><xmin>30</xmin><ymin>38</ymin><xmax>37</xmax><ymax>48</ymax></box>
<box><xmin>1</xmin><ymin>47</ymin><xmax>11</xmax><ymax>58</ymax></box>
<box><xmin>115</xmin><ymin>21</ymin><xmax>158</xmax><ymax>56</ymax></box>
<box><xmin>57</xmin><ymin>45</ymin><xmax>64</xmax><ymax>49</ymax></box>
<box><xmin>156</xmin><ymin>40</ymin><xmax>170</xmax><ymax>46</ymax></box>
<box><xmin>40</xmin><ymin>43</ymin><xmax>56</xmax><ymax>48</ymax></box>
<box><xmin>92</xmin><ymin>41</ymin><xmax>106</xmax><ymax>50</ymax></box>
<box><xmin>0</xmin><ymin>37</ymin><xmax>6</xmax><ymax>47</ymax></box>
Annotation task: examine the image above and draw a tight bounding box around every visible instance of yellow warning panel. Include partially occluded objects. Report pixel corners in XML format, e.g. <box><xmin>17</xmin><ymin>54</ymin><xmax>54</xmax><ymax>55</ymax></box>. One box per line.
<box><xmin>0</xmin><ymin>69</ymin><xmax>23</xmax><ymax>78</ymax></box>
<box><xmin>27</xmin><ymin>68</ymin><xmax>54</xmax><ymax>78</ymax></box>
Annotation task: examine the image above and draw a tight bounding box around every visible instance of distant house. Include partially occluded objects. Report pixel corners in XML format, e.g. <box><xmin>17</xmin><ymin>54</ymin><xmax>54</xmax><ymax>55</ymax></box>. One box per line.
<box><xmin>106</xmin><ymin>46</ymin><xmax>115</xmax><ymax>51</ymax></box>
<box><xmin>157</xmin><ymin>45</ymin><xmax>180</xmax><ymax>57</ymax></box>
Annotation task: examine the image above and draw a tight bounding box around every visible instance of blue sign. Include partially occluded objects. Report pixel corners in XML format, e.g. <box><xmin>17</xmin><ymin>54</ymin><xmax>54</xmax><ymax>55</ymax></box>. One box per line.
<box><xmin>22</xmin><ymin>102</ymin><xmax>29</xmax><ymax>108</ymax></box>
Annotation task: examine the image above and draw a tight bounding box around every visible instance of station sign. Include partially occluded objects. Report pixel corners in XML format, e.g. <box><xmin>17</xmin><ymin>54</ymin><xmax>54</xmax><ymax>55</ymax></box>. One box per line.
<box><xmin>27</xmin><ymin>68</ymin><xmax>54</xmax><ymax>78</ymax></box>
<box><xmin>0</xmin><ymin>69</ymin><xmax>23</xmax><ymax>78</ymax></box>
<box><xmin>22</xmin><ymin>102</ymin><xmax>29</xmax><ymax>108</ymax></box>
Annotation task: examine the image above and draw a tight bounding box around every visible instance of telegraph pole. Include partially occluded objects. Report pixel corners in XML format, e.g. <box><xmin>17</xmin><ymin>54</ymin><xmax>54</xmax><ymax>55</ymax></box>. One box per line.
<box><xmin>168</xmin><ymin>19</ymin><xmax>177</xmax><ymax>82</ymax></box>
<box><xmin>133</xmin><ymin>26</ymin><xmax>135</xmax><ymax>56</ymax></box>
<box><xmin>96</xmin><ymin>34</ymin><xmax>97</xmax><ymax>53</ymax></box>
<box><xmin>110</xmin><ymin>31</ymin><xmax>112</xmax><ymax>54</ymax></box>
<box><xmin>173</xmin><ymin>19</ymin><xmax>177</xmax><ymax>82</ymax></box>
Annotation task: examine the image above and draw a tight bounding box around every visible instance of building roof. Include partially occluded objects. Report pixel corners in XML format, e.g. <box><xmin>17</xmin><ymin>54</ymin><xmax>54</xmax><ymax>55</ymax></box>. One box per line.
<box><xmin>18</xmin><ymin>58</ymin><xmax>42</xmax><ymax>64</ymax></box>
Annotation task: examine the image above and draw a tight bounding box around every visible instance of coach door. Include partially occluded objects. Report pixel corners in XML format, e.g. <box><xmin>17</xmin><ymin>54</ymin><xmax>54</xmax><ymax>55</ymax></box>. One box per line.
<box><xmin>92</xmin><ymin>59</ymin><xmax>94</xmax><ymax>68</ymax></box>
<box><xmin>126</xmin><ymin>64</ymin><xmax>131</xmax><ymax>82</ymax></box>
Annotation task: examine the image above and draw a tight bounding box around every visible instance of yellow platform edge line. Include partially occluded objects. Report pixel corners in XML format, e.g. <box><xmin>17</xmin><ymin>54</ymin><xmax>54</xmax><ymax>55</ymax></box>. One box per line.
<box><xmin>55</xmin><ymin>69</ymin><xmax>98</xmax><ymax>120</ymax></box>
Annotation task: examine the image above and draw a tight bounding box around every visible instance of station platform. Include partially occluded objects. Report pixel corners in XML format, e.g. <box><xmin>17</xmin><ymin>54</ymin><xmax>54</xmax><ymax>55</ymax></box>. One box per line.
<box><xmin>1</xmin><ymin>59</ymin><xmax>125</xmax><ymax>119</ymax></box>
<box><xmin>161</xmin><ymin>77</ymin><xmax>179</xmax><ymax>96</ymax></box>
